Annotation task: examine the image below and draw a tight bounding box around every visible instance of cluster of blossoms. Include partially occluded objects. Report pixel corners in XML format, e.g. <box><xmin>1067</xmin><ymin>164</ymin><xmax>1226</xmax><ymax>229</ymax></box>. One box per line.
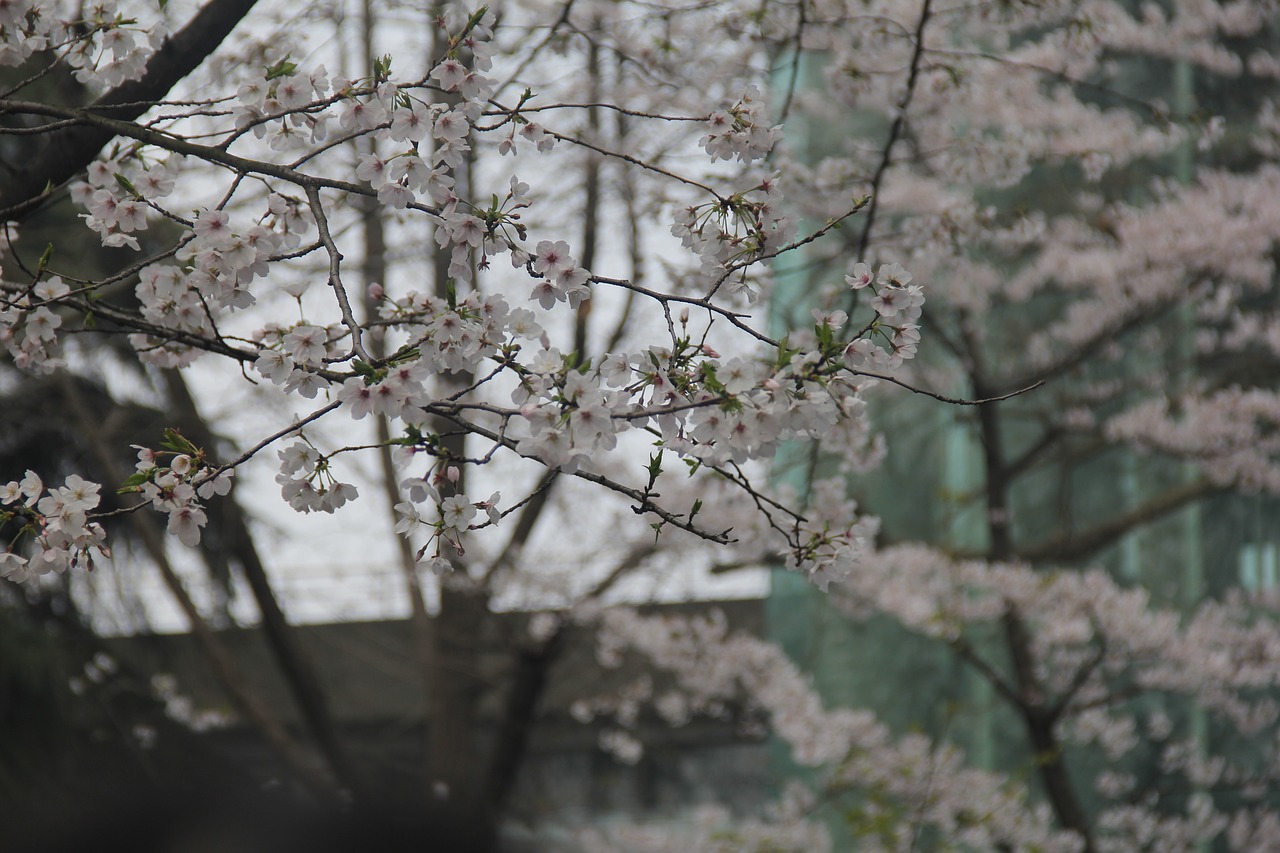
<box><xmin>274</xmin><ymin>438</ymin><xmax>358</xmax><ymax>515</ymax></box>
<box><xmin>434</xmin><ymin>177</ymin><xmax>539</xmax><ymax>288</ymax></box>
<box><xmin>62</xmin><ymin>153</ymin><xmax>310</xmax><ymax>369</ymax></box>
<box><xmin>0</xmin><ymin>0</ymin><xmax>938</xmax><ymax>623</ymax></box>
<box><xmin>0</xmin><ymin>471</ymin><xmax>108</xmax><ymax>583</ymax></box>
<box><xmin>527</xmin><ymin>238</ymin><xmax>590</xmax><ymax>310</ymax></box>
<box><xmin>0</xmin><ymin>270</ymin><xmax>68</xmax><ymax>372</ymax></box>
<box><xmin>579</xmin><ymin>798</ymin><xmax>830</xmax><ymax>853</ymax></box>
<box><xmin>830</xmin><ymin>544</ymin><xmax>1280</xmax><ymax>840</ymax></box>
<box><xmin>69</xmin><ymin>155</ymin><xmax>177</xmax><ymax>250</ymax></box>
<box><xmin>841</xmin><ymin>261</ymin><xmax>924</xmax><ymax>371</ymax></box>
<box><xmin>671</xmin><ymin>173</ymin><xmax>791</xmax><ymax>299</ymax></box>
<box><xmin>511</xmin><ymin>350</ymin><xmax>624</xmax><ymax>471</ymax></box>
<box><xmin>254</xmin><ymin>254</ymin><xmax>912</xmax><ymax>586</ymax></box>
<box><xmin>0</xmin><ymin>3</ymin><xmax>923</xmax><ymax>595</ymax></box>
<box><xmin>496</xmin><ymin>114</ymin><xmax>555</xmax><ymax>157</ymax></box>
<box><xmin>310</xmin><ymin>254</ymin><xmax>913</xmax><ymax>581</ymax></box>
<box><xmin>131</xmin><ymin>195</ymin><xmax>307</xmax><ymax>369</ymax></box>
<box><xmin>347</xmin><ymin>9</ymin><xmax>498</xmax><ymax>278</ymax></box>
<box><xmin>391</xmin><ymin>460</ymin><xmax>499</xmax><ymax>576</ymax></box>
<box><xmin>232</xmin><ymin>61</ymin><xmax>333</xmax><ymax>150</ymax></box>
<box><xmin>121</xmin><ymin>431</ymin><xmax>234</xmax><ymax>547</ymax></box>
<box><xmin>699</xmin><ymin>85</ymin><xmax>779</xmax><ymax>164</ymax></box>
<box><xmin>351</xmin><ymin>85</ymin><xmax>463</xmax><ymax>210</ymax></box>
<box><xmin>583</xmin><ymin>607</ymin><xmax>1082</xmax><ymax>852</ymax></box>
<box><xmin>0</xmin><ymin>0</ymin><xmax>160</xmax><ymax>84</ymax></box>
<box><xmin>1105</xmin><ymin>387</ymin><xmax>1280</xmax><ymax>492</ymax></box>
<box><xmin>6</xmin><ymin>0</ymin><xmax>1280</xmax><ymax>846</ymax></box>
<box><xmin>256</xmin><ymin>320</ymin><xmax>344</xmax><ymax>399</ymax></box>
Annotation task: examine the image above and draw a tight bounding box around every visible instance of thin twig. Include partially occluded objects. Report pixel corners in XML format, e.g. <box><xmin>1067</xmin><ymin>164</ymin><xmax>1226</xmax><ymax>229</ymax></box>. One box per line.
<box><xmin>305</xmin><ymin>183</ymin><xmax>371</xmax><ymax>364</ymax></box>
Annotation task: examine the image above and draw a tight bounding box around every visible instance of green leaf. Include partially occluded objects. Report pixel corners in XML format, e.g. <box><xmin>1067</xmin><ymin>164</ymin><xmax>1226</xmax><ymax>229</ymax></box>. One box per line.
<box><xmin>699</xmin><ymin>362</ymin><xmax>725</xmax><ymax>394</ymax></box>
<box><xmin>465</xmin><ymin>6</ymin><xmax>489</xmax><ymax>31</ymax></box>
<box><xmin>36</xmin><ymin>243</ymin><xmax>54</xmax><ymax>276</ymax></box>
<box><xmin>116</xmin><ymin>470</ymin><xmax>154</xmax><ymax>493</ymax></box>
<box><xmin>646</xmin><ymin>452</ymin><xmax>663</xmax><ymax>479</ymax></box>
<box><xmin>120</xmin><ymin>471</ymin><xmax>151</xmax><ymax>488</ymax></box>
<box><xmin>264</xmin><ymin>56</ymin><xmax>298</xmax><ymax>81</ymax></box>
<box><xmin>160</xmin><ymin>427</ymin><xmax>200</xmax><ymax>456</ymax></box>
<box><xmin>815</xmin><ymin>320</ymin><xmax>833</xmax><ymax>348</ymax></box>
<box><xmin>114</xmin><ymin>173</ymin><xmax>139</xmax><ymax>197</ymax></box>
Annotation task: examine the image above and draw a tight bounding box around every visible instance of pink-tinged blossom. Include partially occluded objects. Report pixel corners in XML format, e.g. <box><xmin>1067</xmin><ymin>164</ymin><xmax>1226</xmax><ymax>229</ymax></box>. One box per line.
<box><xmin>339</xmin><ymin>97</ymin><xmax>387</xmax><ymax>131</ymax></box>
<box><xmin>355</xmin><ymin>152</ymin><xmax>388</xmax><ymax>185</ymax></box>
<box><xmin>475</xmin><ymin>492</ymin><xmax>501</xmax><ymax>526</ymax></box>
<box><xmin>531</xmin><ymin>240</ymin><xmax>576</xmax><ymax>286</ymax></box>
<box><xmin>393</xmin><ymin>501</ymin><xmax>423</xmax><ymax>536</ymax></box>
<box><xmin>24</xmin><ymin>307</ymin><xmax>60</xmax><ymax>342</ymax></box>
<box><xmin>377</xmin><ymin>183</ymin><xmax>414</xmax><ymax>209</ymax></box>
<box><xmin>876</xmin><ymin>262</ymin><xmax>912</xmax><ymax>288</ymax></box>
<box><xmin>196</xmin><ymin>469</ymin><xmax>234</xmax><ymax>500</ymax></box>
<box><xmin>283</xmin><ymin>324</ymin><xmax>328</xmax><ymax>366</ymax></box>
<box><xmin>56</xmin><ymin>475</ymin><xmax>101</xmax><ymax>512</ymax></box>
<box><xmin>439</xmin><ymin>495</ymin><xmax>476</xmax><ymax>533</ymax></box>
<box><xmin>433</xmin><ymin>109</ymin><xmax>469</xmax><ymax>142</ymax></box>
<box><xmin>18</xmin><ymin>470</ymin><xmax>42</xmax><ymax>506</ymax></box>
<box><xmin>277</xmin><ymin>475</ymin><xmax>321</xmax><ymax>513</ymax></box>
<box><xmin>87</xmin><ymin>190</ymin><xmax>120</xmax><ymax>228</ymax></box>
<box><xmin>278</xmin><ymin>442</ymin><xmax>319</xmax><ymax>475</ymax></box>
<box><xmin>284</xmin><ymin>369</ymin><xmax>328</xmax><ymax>398</ymax></box>
<box><xmin>389</xmin><ymin>104</ymin><xmax>432</xmax><ymax>142</ymax></box>
<box><xmin>255</xmin><ymin>348</ymin><xmax>294</xmax><ymax>384</ymax></box>
<box><xmin>431</xmin><ymin>58</ymin><xmax>466</xmax><ymax>91</ymax></box>
<box><xmin>0</xmin><ymin>552</ymin><xmax>29</xmax><ymax>583</ymax></box>
<box><xmin>166</xmin><ymin>504</ymin><xmax>207</xmax><ymax>547</ymax></box>
<box><xmin>316</xmin><ymin>481</ymin><xmax>357</xmax><ymax>514</ymax></box>
<box><xmin>336</xmin><ymin>377</ymin><xmax>376</xmax><ymax>420</ymax></box>
<box><xmin>518</xmin><ymin>121</ymin><xmax>554</xmax><ymax>152</ymax></box>
<box><xmin>846</xmin><ymin>263</ymin><xmax>874</xmax><ymax>290</ymax></box>
<box><xmin>193</xmin><ymin>209</ymin><xmax>233</xmax><ymax>248</ymax></box>
<box><xmin>456</xmin><ymin>71</ymin><xmax>493</xmax><ymax>102</ymax></box>
<box><xmin>274</xmin><ymin>75</ymin><xmax>312</xmax><ymax>111</ymax></box>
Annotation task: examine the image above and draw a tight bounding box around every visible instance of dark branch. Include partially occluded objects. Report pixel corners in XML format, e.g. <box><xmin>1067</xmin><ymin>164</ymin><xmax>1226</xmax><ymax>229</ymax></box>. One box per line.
<box><xmin>0</xmin><ymin>0</ymin><xmax>262</xmax><ymax>219</ymax></box>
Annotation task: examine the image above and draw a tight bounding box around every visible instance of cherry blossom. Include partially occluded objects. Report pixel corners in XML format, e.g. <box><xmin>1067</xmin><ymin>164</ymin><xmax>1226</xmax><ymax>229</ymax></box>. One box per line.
<box><xmin>3</xmin><ymin>0</ymin><xmax>1280</xmax><ymax>845</ymax></box>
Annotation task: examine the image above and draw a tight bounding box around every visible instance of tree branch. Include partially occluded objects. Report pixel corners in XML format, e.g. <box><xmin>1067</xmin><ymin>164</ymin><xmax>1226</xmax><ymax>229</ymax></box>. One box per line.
<box><xmin>0</xmin><ymin>0</ymin><xmax>262</xmax><ymax>219</ymax></box>
<box><xmin>1017</xmin><ymin>477</ymin><xmax>1222</xmax><ymax>564</ymax></box>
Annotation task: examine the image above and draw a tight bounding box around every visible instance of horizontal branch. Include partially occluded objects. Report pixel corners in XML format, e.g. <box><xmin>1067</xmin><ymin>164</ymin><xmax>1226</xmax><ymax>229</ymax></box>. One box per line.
<box><xmin>0</xmin><ymin>0</ymin><xmax>262</xmax><ymax>219</ymax></box>
<box><xmin>0</xmin><ymin>99</ymin><xmax>388</xmax><ymax>204</ymax></box>
<box><xmin>429</xmin><ymin>408</ymin><xmax>738</xmax><ymax>545</ymax></box>
<box><xmin>1017</xmin><ymin>477</ymin><xmax>1223</xmax><ymax>564</ymax></box>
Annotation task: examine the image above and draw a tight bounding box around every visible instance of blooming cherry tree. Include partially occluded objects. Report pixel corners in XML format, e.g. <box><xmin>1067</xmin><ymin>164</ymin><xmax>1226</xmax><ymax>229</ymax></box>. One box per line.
<box><xmin>2</xmin><ymin>0</ymin><xmax>1280</xmax><ymax>848</ymax></box>
<box><xmin>0</xmin><ymin>3</ymin><xmax>900</xmax><ymax>594</ymax></box>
